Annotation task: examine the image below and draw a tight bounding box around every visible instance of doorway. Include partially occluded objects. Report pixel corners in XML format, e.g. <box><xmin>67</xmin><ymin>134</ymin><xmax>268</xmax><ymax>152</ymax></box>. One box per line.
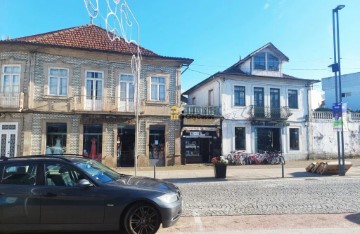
<box><xmin>117</xmin><ymin>126</ymin><xmax>135</xmax><ymax>167</ymax></box>
<box><xmin>149</xmin><ymin>125</ymin><xmax>165</xmax><ymax>166</ymax></box>
<box><xmin>255</xmin><ymin>128</ymin><xmax>281</xmax><ymax>152</ymax></box>
<box><xmin>0</xmin><ymin>123</ymin><xmax>17</xmax><ymax>157</ymax></box>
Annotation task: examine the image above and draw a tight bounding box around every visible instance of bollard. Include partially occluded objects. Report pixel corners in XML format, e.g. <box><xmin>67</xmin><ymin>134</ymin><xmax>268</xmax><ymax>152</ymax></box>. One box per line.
<box><xmin>281</xmin><ymin>162</ymin><xmax>284</xmax><ymax>178</ymax></box>
<box><xmin>154</xmin><ymin>165</ymin><xmax>156</xmax><ymax>178</ymax></box>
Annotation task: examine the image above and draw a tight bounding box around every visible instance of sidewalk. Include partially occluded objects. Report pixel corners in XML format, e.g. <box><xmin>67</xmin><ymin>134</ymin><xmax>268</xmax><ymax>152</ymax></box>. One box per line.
<box><xmin>116</xmin><ymin>159</ymin><xmax>360</xmax><ymax>182</ymax></box>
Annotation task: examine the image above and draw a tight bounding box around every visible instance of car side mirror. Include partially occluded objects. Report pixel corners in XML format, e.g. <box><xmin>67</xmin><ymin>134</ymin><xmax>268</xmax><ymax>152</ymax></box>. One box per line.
<box><xmin>78</xmin><ymin>179</ymin><xmax>94</xmax><ymax>188</ymax></box>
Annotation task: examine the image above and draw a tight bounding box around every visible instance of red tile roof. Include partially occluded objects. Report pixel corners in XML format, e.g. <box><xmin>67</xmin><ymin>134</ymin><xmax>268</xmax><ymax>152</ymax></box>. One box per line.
<box><xmin>7</xmin><ymin>24</ymin><xmax>158</xmax><ymax>56</ymax></box>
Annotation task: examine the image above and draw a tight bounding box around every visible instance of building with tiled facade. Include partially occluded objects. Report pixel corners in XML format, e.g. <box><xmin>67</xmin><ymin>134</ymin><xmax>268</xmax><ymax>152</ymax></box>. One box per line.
<box><xmin>0</xmin><ymin>24</ymin><xmax>192</xmax><ymax>167</ymax></box>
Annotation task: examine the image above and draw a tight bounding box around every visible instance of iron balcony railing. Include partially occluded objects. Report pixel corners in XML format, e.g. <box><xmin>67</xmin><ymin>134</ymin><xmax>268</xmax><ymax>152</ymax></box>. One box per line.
<box><xmin>248</xmin><ymin>105</ymin><xmax>292</xmax><ymax>120</ymax></box>
<box><xmin>183</xmin><ymin>105</ymin><xmax>220</xmax><ymax>116</ymax></box>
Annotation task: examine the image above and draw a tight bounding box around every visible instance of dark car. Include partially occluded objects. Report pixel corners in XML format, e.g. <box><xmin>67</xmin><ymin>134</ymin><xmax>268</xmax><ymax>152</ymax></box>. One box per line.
<box><xmin>0</xmin><ymin>155</ymin><xmax>182</xmax><ymax>234</ymax></box>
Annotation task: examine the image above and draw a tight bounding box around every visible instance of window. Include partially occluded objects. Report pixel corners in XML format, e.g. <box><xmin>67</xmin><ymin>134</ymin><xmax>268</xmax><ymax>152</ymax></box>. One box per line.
<box><xmin>45</xmin><ymin>163</ymin><xmax>84</xmax><ymax>187</ymax></box>
<box><xmin>46</xmin><ymin>123</ymin><xmax>67</xmax><ymax>155</ymax></box>
<box><xmin>289</xmin><ymin>128</ymin><xmax>299</xmax><ymax>150</ymax></box>
<box><xmin>151</xmin><ymin>77</ymin><xmax>165</xmax><ymax>101</ymax></box>
<box><xmin>268</xmin><ymin>54</ymin><xmax>279</xmax><ymax>71</ymax></box>
<box><xmin>83</xmin><ymin>124</ymin><xmax>102</xmax><ymax>162</ymax></box>
<box><xmin>254</xmin><ymin>52</ymin><xmax>266</xmax><ymax>70</ymax></box>
<box><xmin>288</xmin><ymin>90</ymin><xmax>298</xmax><ymax>109</ymax></box>
<box><xmin>1</xmin><ymin>65</ymin><xmax>20</xmax><ymax>94</ymax></box>
<box><xmin>49</xmin><ymin>68</ymin><xmax>68</xmax><ymax>96</ymax></box>
<box><xmin>86</xmin><ymin>71</ymin><xmax>103</xmax><ymax>99</ymax></box>
<box><xmin>192</xmin><ymin>97</ymin><xmax>196</xmax><ymax>105</ymax></box>
<box><xmin>149</xmin><ymin>125</ymin><xmax>165</xmax><ymax>166</ymax></box>
<box><xmin>235</xmin><ymin>127</ymin><xmax>246</xmax><ymax>150</ymax></box>
<box><xmin>1</xmin><ymin>163</ymin><xmax>37</xmax><ymax>185</ymax></box>
<box><xmin>234</xmin><ymin>86</ymin><xmax>245</xmax><ymax>106</ymax></box>
<box><xmin>342</xmin><ymin>92</ymin><xmax>351</xmax><ymax>97</ymax></box>
<box><xmin>254</xmin><ymin>87</ymin><xmax>265</xmax><ymax>117</ymax></box>
<box><xmin>208</xmin><ymin>89</ymin><xmax>214</xmax><ymax>106</ymax></box>
<box><xmin>119</xmin><ymin>74</ymin><xmax>135</xmax><ymax>111</ymax></box>
<box><xmin>120</xmin><ymin>74</ymin><xmax>134</xmax><ymax>102</ymax></box>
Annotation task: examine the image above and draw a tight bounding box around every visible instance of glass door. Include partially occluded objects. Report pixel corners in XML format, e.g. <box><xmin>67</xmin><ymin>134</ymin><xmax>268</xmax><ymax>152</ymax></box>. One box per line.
<box><xmin>270</xmin><ymin>88</ymin><xmax>280</xmax><ymax>118</ymax></box>
<box><xmin>119</xmin><ymin>74</ymin><xmax>134</xmax><ymax>112</ymax></box>
<box><xmin>1</xmin><ymin>65</ymin><xmax>20</xmax><ymax>107</ymax></box>
<box><xmin>85</xmin><ymin>71</ymin><xmax>103</xmax><ymax>111</ymax></box>
<box><xmin>0</xmin><ymin>123</ymin><xmax>17</xmax><ymax>158</ymax></box>
<box><xmin>254</xmin><ymin>87</ymin><xmax>264</xmax><ymax>117</ymax></box>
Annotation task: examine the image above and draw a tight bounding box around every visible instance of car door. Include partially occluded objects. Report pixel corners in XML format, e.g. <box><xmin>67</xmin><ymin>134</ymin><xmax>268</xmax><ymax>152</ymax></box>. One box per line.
<box><xmin>0</xmin><ymin>162</ymin><xmax>41</xmax><ymax>224</ymax></box>
<box><xmin>39</xmin><ymin>162</ymin><xmax>105</xmax><ymax>224</ymax></box>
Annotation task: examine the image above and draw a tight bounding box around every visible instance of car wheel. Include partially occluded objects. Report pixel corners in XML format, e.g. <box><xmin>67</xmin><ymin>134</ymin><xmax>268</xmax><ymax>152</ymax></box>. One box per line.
<box><xmin>123</xmin><ymin>202</ymin><xmax>161</xmax><ymax>234</ymax></box>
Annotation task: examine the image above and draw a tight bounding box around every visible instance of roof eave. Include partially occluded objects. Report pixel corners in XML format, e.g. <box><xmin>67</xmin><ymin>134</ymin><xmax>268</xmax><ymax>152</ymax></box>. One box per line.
<box><xmin>0</xmin><ymin>41</ymin><xmax>193</xmax><ymax>64</ymax></box>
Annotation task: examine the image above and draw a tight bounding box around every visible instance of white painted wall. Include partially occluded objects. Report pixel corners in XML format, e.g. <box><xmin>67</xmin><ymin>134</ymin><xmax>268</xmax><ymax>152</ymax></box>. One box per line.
<box><xmin>322</xmin><ymin>72</ymin><xmax>360</xmax><ymax>111</ymax></box>
<box><xmin>310</xmin><ymin>119</ymin><xmax>360</xmax><ymax>158</ymax></box>
<box><xmin>187</xmin><ymin>79</ymin><xmax>220</xmax><ymax>107</ymax></box>
<box><xmin>221</xmin><ymin>77</ymin><xmax>309</xmax><ymax>122</ymax></box>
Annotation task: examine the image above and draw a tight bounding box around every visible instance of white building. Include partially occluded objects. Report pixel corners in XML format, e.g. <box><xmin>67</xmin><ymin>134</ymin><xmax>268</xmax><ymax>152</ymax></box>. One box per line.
<box><xmin>183</xmin><ymin>43</ymin><xmax>319</xmax><ymax>161</ymax></box>
<box><xmin>322</xmin><ymin>72</ymin><xmax>360</xmax><ymax>111</ymax></box>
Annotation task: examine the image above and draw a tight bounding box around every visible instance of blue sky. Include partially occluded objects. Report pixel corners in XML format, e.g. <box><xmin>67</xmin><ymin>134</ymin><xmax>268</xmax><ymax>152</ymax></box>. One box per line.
<box><xmin>1</xmin><ymin>0</ymin><xmax>359</xmax><ymax>91</ymax></box>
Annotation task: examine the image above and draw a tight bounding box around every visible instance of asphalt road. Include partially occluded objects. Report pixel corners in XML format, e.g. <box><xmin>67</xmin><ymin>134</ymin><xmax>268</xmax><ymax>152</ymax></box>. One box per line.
<box><xmin>158</xmin><ymin>177</ymin><xmax>360</xmax><ymax>233</ymax></box>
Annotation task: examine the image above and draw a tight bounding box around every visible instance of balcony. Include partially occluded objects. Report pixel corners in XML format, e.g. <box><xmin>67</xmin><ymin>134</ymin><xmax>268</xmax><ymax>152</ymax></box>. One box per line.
<box><xmin>248</xmin><ymin>105</ymin><xmax>292</xmax><ymax>120</ymax></box>
<box><xmin>0</xmin><ymin>93</ymin><xmax>23</xmax><ymax>110</ymax></box>
<box><xmin>70</xmin><ymin>95</ymin><xmax>135</xmax><ymax>113</ymax></box>
<box><xmin>182</xmin><ymin>105</ymin><xmax>220</xmax><ymax>117</ymax></box>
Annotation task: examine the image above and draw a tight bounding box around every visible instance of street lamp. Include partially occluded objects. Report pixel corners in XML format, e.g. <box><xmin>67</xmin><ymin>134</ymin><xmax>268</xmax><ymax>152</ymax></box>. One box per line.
<box><xmin>331</xmin><ymin>5</ymin><xmax>345</xmax><ymax>176</ymax></box>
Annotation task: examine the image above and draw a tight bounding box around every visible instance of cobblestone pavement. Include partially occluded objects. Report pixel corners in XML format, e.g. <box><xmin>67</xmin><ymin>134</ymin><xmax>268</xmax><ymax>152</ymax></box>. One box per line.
<box><xmin>177</xmin><ymin>178</ymin><xmax>360</xmax><ymax>216</ymax></box>
<box><xmin>156</xmin><ymin>178</ymin><xmax>360</xmax><ymax>233</ymax></box>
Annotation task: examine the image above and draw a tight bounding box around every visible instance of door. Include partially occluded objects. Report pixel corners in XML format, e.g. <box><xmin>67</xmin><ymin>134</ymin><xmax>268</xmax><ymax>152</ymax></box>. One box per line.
<box><xmin>254</xmin><ymin>87</ymin><xmax>264</xmax><ymax>117</ymax></box>
<box><xmin>119</xmin><ymin>74</ymin><xmax>135</xmax><ymax>112</ymax></box>
<box><xmin>270</xmin><ymin>88</ymin><xmax>280</xmax><ymax>118</ymax></box>
<box><xmin>0</xmin><ymin>123</ymin><xmax>17</xmax><ymax>158</ymax></box>
<box><xmin>40</xmin><ymin>162</ymin><xmax>105</xmax><ymax>224</ymax></box>
<box><xmin>255</xmin><ymin>128</ymin><xmax>281</xmax><ymax>152</ymax></box>
<box><xmin>118</xmin><ymin>126</ymin><xmax>135</xmax><ymax>167</ymax></box>
<box><xmin>85</xmin><ymin>71</ymin><xmax>103</xmax><ymax>111</ymax></box>
<box><xmin>0</xmin><ymin>65</ymin><xmax>20</xmax><ymax>108</ymax></box>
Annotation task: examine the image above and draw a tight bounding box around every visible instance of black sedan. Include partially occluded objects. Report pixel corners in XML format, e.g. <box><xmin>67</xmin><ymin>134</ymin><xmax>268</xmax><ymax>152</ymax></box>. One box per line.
<box><xmin>0</xmin><ymin>155</ymin><xmax>182</xmax><ymax>234</ymax></box>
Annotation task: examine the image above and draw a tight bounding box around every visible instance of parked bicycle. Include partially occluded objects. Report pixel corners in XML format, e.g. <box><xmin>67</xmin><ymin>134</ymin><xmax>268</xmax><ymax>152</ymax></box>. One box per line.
<box><xmin>226</xmin><ymin>150</ymin><xmax>285</xmax><ymax>165</ymax></box>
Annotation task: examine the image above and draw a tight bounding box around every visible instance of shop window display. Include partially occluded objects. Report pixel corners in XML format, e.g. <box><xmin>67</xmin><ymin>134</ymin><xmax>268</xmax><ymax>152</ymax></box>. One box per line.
<box><xmin>83</xmin><ymin>125</ymin><xmax>102</xmax><ymax>161</ymax></box>
<box><xmin>46</xmin><ymin>124</ymin><xmax>67</xmax><ymax>155</ymax></box>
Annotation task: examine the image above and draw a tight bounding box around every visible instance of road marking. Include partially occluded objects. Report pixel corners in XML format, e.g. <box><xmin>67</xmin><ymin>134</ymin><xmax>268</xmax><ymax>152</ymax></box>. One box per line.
<box><xmin>193</xmin><ymin>210</ymin><xmax>204</xmax><ymax>232</ymax></box>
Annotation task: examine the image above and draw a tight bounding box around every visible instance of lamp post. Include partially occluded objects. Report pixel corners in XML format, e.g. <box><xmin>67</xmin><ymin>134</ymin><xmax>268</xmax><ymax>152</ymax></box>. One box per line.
<box><xmin>331</xmin><ymin>5</ymin><xmax>345</xmax><ymax>176</ymax></box>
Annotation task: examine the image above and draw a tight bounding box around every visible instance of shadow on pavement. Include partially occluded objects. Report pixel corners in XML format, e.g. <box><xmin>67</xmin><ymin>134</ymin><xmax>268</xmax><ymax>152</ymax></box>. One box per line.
<box><xmin>289</xmin><ymin>171</ymin><xmax>326</xmax><ymax>178</ymax></box>
<box><xmin>345</xmin><ymin>213</ymin><xmax>360</xmax><ymax>225</ymax></box>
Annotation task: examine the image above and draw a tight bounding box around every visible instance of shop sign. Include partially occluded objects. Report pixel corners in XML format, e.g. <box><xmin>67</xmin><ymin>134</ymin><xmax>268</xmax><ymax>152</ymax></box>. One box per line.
<box><xmin>183</xmin><ymin>118</ymin><xmax>220</xmax><ymax>126</ymax></box>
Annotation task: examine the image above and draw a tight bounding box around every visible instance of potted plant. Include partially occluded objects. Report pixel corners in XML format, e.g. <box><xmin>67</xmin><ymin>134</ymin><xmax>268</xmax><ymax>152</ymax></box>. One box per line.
<box><xmin>211</xmin><ymin>156</ymin><xmax>228</xmax><ymax>178</ymax></box>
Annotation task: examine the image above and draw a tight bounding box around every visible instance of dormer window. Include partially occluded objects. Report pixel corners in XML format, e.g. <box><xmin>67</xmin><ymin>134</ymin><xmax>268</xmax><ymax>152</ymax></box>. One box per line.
<box><xmin>254</xmin><ymin>52</ymin><xmax>266</xmax><ymax>70</ymax></box>
<box><xmin>253</xmin><ymin>52</ymin><xmax>280</xmax><ymax>71</ymax></box>
<box><xmin>268</xmin><ymin>54</ymin><xmax>279</xmax><ymax>71</ymax></box>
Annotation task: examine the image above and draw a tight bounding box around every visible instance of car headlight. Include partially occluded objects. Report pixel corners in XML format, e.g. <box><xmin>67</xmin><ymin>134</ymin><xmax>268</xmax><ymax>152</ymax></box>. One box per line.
<box><xmin>157</xmin><ymin>193</ymin><xmax>178</xmax><ymax>203</ymax></box>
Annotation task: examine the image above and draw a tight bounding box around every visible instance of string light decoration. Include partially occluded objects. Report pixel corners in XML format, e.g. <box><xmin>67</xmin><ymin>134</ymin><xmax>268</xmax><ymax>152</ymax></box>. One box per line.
<box><xmin>84</xmin><ymin>0</ymin><xmax>141</xmax><ymax>175</ymax></box>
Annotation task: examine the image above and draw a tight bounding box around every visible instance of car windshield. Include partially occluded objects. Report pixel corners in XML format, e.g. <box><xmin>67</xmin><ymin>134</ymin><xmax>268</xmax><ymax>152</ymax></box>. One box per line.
<box><xmin>75</xmin><ymin>159</ymin><xmax>121</xmax><ymax>183</ymax></box>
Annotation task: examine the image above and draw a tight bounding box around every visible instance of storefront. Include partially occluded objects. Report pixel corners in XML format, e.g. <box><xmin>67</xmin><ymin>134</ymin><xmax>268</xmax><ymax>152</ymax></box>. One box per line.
<box><xmin>251</xmin><ymin>121</ymin><xmax>284</xmax><ymax>153</ymax></box>
<box><xmin>181</xmin><ymin>117</ymin><xmax>222</xmax><ymax>164</ymax></box>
